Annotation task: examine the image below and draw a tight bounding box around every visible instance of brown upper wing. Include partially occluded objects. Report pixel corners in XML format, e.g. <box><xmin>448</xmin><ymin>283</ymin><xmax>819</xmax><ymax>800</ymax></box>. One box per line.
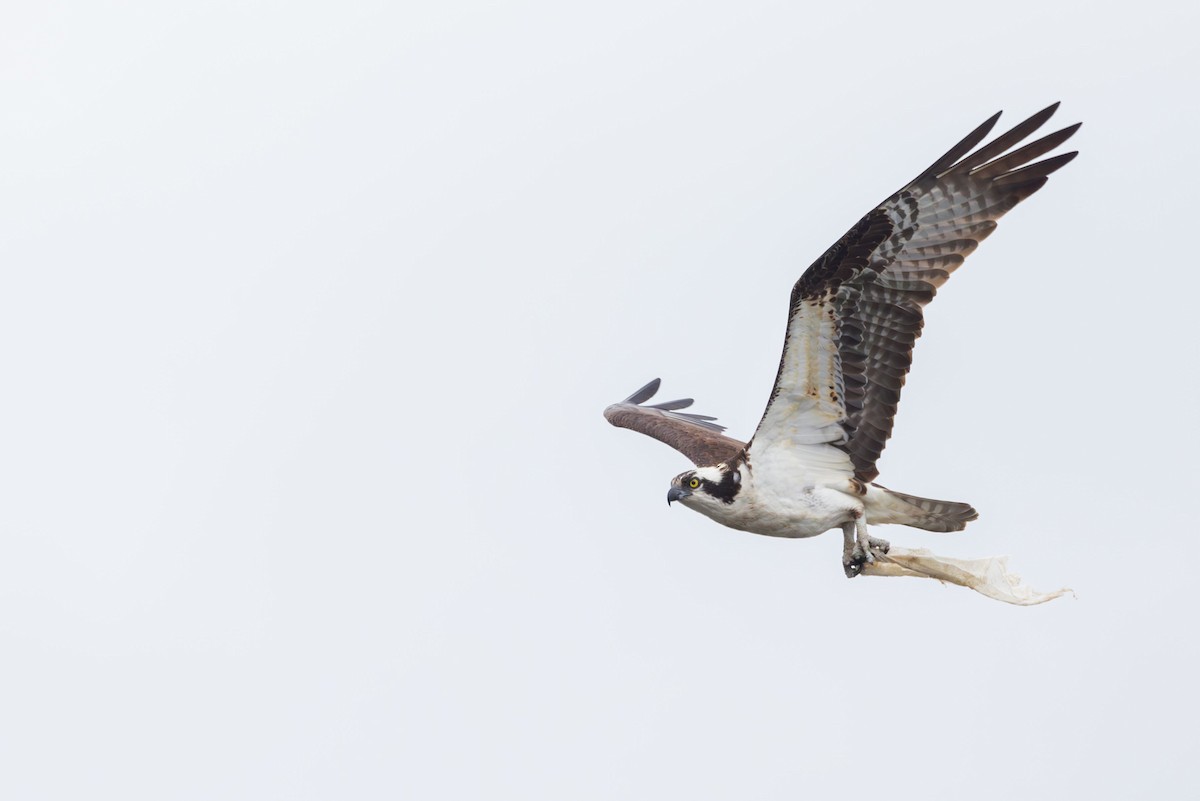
<box><xmin>604</xmin><ymin>379</ymin><xmax>745</xmax><ymax>467</ymax></box>
<box><xmin>750</xmin><ymin>104</ymin><xmax>1080</xmax><ymax>481</ymax></box>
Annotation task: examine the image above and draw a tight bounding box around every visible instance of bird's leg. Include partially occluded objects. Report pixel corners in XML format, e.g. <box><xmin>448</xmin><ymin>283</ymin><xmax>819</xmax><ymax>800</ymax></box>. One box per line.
<box><xmin>842</xmin><ymin>517</ymin><xmax>889</xmax><ymax>579</ymax></box>
<box><xmin>855</xmin><ymin>517</ymin><xmax>890</xmax><ymax>564</ymax></box>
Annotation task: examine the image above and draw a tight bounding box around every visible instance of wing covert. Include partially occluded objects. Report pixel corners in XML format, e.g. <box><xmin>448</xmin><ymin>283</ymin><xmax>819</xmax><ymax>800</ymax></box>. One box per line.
<box><xmin>604</xmin><ymin>379</ymin><xmax>745</xmax><ymax>467</ymax></box>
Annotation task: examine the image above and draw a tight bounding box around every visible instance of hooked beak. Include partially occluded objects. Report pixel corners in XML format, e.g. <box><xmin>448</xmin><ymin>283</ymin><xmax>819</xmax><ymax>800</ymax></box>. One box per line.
<box><xmin>667</xmin><ymin>487</ymin><xmax>691</xmax><ymax>505</ymax></box>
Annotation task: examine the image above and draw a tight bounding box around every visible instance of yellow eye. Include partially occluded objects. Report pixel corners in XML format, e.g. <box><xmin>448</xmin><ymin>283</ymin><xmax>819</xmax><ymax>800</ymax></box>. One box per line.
<box><xmin>688</xmin><ymin>477</ymin><xmax>700</xmax><ymax>489</ymax></box>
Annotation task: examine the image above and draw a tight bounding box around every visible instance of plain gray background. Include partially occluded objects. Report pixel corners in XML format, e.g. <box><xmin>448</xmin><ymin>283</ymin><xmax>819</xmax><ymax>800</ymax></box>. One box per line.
<box><xmin>2</xmin><ymin>1</ymin><xmax>1198</xmax><ymax>798</ymax></box>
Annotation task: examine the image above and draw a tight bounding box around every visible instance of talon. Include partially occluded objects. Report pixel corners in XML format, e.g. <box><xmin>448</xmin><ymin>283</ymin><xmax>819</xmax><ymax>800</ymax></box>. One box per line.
<box><xmin>843</xmin><ymin>543</ymin><xmax>871</xmax><ymax>578</ymax></box>
<box><xmin>841</xmin><ymin>520</ymin><xmax>881</xmax><ymax>579</ymax></box>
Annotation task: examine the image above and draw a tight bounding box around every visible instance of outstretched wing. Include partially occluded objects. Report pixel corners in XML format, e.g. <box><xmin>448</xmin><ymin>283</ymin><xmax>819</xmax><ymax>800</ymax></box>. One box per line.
<box><xmin>604</xmin><ymin>379</ymin><xmax>746</xmax><ymax>467</ymax></box>
<box><xmin>750</xmin><ymin>103</ymin><xmax>1079</xmax><ymax>482</ymax></box>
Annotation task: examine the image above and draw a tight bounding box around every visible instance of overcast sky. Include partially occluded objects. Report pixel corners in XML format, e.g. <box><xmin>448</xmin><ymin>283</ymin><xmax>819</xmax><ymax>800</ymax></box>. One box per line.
<box><xmin>2</xmin><ymin>1</ymin><xmax>1198</xmax><ymax>799</ymax></box>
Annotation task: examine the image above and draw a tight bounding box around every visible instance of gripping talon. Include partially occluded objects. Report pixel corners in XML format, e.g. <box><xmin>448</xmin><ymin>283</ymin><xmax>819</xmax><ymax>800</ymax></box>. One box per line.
<box><xmin>842</xmin><ymin>521</ymin><xmax>889</xmax><ymax>579</ymax></box>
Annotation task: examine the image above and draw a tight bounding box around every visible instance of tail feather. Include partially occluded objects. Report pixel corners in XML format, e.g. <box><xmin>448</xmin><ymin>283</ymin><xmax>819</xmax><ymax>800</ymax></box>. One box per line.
<box><xmin>868</xmin><ymin>485</ymin><xmax>978</xmax><ymax>532</ymax></box>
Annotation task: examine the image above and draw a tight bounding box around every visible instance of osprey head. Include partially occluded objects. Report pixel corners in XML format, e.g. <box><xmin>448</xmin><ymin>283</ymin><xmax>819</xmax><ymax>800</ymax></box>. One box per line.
<box><xmin>667</xmin><ymin>463</ymin><xmax>742</xmax><ymax>508</ymax></box>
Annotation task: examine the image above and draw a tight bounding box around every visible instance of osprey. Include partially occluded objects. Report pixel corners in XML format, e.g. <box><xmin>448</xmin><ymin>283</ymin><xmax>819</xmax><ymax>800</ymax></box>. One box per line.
<box><xmin>605</xmin><ymin>104</ymin><xmax>1079</xmax><ymax>578</ymax></box>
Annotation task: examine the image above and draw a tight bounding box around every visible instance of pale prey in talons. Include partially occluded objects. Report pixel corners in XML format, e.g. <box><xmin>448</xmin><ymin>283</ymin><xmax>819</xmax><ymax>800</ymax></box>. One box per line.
<box><xmin>605</xmin><ymin>104</ymin><xmax>1078</xmax><ymax>581</ymax></box>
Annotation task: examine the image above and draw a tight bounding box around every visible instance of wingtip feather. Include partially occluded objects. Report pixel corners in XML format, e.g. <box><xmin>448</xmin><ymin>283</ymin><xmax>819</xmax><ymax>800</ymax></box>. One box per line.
<box><xmin>921</xmin><ymin>110</ymin><xmax>1003</xmax><ymax>179</ymax></box>
<box><xmin>622</xmin><ymin>378</ymin><xmax>661</xmax><ymax>405</ymax></box>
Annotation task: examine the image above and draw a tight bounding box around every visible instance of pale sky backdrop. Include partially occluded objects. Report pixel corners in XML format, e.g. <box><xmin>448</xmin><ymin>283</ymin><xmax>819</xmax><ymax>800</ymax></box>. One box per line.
<box><xmin>2</xmin><ymin>1</ymin><xmax>1198</xmax><ymax>799</ymax></box>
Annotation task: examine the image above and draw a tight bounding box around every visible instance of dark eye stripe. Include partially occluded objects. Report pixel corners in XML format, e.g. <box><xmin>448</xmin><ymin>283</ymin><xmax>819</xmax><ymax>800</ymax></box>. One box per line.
<box><xmin>704</xmin><ymin>469</ymin><xmax>742</xmax><ymax>505</ymax></box>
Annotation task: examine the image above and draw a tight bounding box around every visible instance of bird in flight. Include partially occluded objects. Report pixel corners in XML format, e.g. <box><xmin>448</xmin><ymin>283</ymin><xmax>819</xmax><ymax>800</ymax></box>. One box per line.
<box><xmin>605</xmin><ymin>104</ymin><xmax>1079</xmax><ymax>578</ymax></box>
